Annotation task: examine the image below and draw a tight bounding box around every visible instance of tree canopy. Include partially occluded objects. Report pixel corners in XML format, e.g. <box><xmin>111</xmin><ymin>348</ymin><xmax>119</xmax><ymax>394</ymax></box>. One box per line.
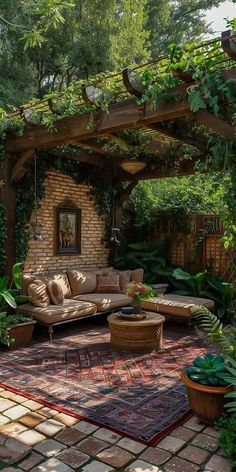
<box><xmin>0</xmin><ymin>0</ymin><xmax>226</xmax><ymax>108</ymax></box>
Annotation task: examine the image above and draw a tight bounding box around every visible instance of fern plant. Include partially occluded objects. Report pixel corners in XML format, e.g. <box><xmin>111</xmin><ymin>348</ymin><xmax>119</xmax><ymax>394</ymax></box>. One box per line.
<box><xmin>191</xmin><ymin>305</ymin><xmax>236</xmax><ymax>359</ymax></box>
<box><xmin>222</xmin><ymin>356</ymin><xmax>236</xmax><ymax>414</ymax></box>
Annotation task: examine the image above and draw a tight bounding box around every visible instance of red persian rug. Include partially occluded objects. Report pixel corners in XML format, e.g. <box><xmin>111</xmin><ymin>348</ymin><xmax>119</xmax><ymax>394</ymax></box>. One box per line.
<box><xmin>0</xmin><ymin>320</ymin><xmax>207</xmax><ymax>445</ymax></box>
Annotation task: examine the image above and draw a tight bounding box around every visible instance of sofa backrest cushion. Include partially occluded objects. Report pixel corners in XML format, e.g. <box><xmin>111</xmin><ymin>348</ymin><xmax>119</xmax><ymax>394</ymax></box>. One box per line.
<box><xmin>112</xmin><ymin>270</ymin><xmax>131</xmax><ymax>293</ymax></box>
<box><xmin>22</xmin><ymin>274</ymin><xmax>38</xmax><ymax>296</ymax></box>
<box><xmin>38</xmin><ymin>273</ymin><xmax>72</xmax><ymax>298</ymax></box>
<box><xmin>28</xmin><ymin>279</ymin><xmax>50</xmax><ymax>307</ymax></box>
<box><xmin>67</xmin><ymin>270</ymin><xmax>97</xmax><ymax>296</ymax></box>
<box><xmin>47</xmin><ymin>280</ymin><xmax>64</xmax><ymax>305</ymax></box>
<box><xmin>96</xmin><ymin>273</ymin><xmax>121</xmax><ymax>294</ymax></box>
<box><xmin>131</xmin><ymin>268</ymin><xmax>144</xmax><ymax>283</ymax></box>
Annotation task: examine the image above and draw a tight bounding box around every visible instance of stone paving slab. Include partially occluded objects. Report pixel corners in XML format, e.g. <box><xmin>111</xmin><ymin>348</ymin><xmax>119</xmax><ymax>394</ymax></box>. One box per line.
<box><xmin>140</xmin><ymin>446</ymin><xmax>172</xmax><ymax>465</ymax></box>
<box><xmin>31</xmin><ymin>457</ymin><xmax>73</xmax><ymax>472</ymax></box>
<box><xmin>56</xmin><ymin>448</ymin><xmax>90</xmax><ymax>468</ymax></box>
<box><xmin>81</xmin><ymin>460</ymin><xmax>115</xmax><ymax>472</ymax></box>
<box><xmin>55</xmin><ymin>427</ymin><xmax>86</xmax><ymax>446</ymax></box>
<box><xmin>35</xmin><ymin>419</ymin><xmax>65</xmax><ymax>436</ymax></box>
<box><xmin>0</xmin><ymin>437</ymin><xmax>31</xmax><ymax>465</ymax></box>
<box><xmin>96</xmin><ymin>445</ymin><xmax>135</xmax><ymax>468</ymax></box>
<box><xmin>34</xmin><ymin>438</ymin><xmax>66</xmax><ymax>457</ymax></box>
<box><xmin>19</xmin><ymin>451</ymin><xmax>44</xmax><ymax>471</ymax></box>
<box><xmin>125</xmin><ymin>459</ymin><xmax>162</xmax><ymax>472</ymax></box>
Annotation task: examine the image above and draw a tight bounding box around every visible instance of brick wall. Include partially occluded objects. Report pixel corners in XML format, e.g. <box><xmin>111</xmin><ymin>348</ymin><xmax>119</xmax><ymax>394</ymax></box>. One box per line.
<box><xmin>24</xmin><ymin>170</ymin><xmax>109</xmax><ymax>273</ymax></box>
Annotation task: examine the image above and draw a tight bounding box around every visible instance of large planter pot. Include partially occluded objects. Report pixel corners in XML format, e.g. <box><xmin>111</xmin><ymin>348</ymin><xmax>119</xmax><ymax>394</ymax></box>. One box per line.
<box><xmin>181</xmin><ymin>371</ymin><xmax>232</xmax><ymax>424</ymax></box>
<box><xmin>9</xmin><ymin>320</ymin><xmax>36</xmax><ymax>349</ymax></box>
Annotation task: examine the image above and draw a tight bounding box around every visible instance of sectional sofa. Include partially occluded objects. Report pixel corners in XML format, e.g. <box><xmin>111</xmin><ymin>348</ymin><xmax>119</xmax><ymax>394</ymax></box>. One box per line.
<box><xmin>17</xmin><ymin>267</ymin><xmax>215</xmax><ymax>342</ymax></box>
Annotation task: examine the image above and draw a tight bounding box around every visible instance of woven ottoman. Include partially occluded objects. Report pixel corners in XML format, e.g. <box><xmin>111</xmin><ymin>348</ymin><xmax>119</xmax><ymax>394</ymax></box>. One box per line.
<box><xmin>108</xmin><ymin>312</ymin><xmax>165</xmax><ymax>353</ymax></box>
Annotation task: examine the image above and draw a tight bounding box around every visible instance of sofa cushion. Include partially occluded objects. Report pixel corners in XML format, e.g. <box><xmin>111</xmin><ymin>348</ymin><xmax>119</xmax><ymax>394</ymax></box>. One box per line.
<box><xmin>22</xmin><ymin>274</ymin><xmax>38</xmax><ymax>296</ymax></box>
<box><xmin>39</xmin><ymin>272</ymin><xmax>72</xmax><ymax>298</ymax></box>
<box><xmin>67</xmin><ymin>270</ymin><xmax>97</xmax><ymax>296</ymax></box>
<box><xmin>28</xmin><ymin>280</ymin><xmax>50</xmax><ymax>308</ymax></box>
<box><xmin>96</xmin><ymin>274</ymin><xmax>121</xmax><ymax>294</ymax></box>
<box><xmin>74</xmin><ymin>293</ymin><xmax>130</xmax><ymax>311</ymax></box>
<box><xmin>113</xmin><ymin>270</ymin><xmax>131</xmax><ymax>293</ymax></box>
<box><xmin>131</xmin><ymin>268</ymin><xmax>144</xmax><ymax>283</ymax></box>
<box><xmin>47</xmin><ymin>280</ymin><xmax>64</xmax><ymax>305</ymax></box>
<box><xmin>17</xmin><ymin>299</ymin><xmax>97</xmax><ymax>324</ymax></box>
<box><xmin>141</xmin><ymin>294</ymin><xmax>215</xmax><ymax>317</ymax></box>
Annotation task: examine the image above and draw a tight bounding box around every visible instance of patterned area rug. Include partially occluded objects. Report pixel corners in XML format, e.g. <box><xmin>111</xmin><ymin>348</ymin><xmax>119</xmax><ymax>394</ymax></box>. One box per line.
<box><xmin>0</xmin><ymin>320</ymin><xmax>207</xmax><ymax>445</ymax></box>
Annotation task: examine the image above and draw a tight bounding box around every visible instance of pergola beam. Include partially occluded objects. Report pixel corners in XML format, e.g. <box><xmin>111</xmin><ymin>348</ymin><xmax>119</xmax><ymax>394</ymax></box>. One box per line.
<box><xmin>5</xmin><ymin>96</ymin><xmax>192</xmax><ymax>153</ymax></box>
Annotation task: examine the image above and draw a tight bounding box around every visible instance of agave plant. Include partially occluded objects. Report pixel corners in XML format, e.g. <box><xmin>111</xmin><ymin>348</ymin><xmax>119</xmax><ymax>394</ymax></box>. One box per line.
<box><xmin>185</xmin><ymin>352</ymin><xmax>228</xmax><ymax>386</ymax></box>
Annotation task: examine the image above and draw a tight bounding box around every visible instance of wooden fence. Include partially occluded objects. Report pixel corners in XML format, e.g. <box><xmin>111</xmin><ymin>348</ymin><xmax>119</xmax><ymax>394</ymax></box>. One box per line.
<box><xmin>154</xmin><ymin>215</ymin><xmax>236</xmax><ymax>281</ymax></box>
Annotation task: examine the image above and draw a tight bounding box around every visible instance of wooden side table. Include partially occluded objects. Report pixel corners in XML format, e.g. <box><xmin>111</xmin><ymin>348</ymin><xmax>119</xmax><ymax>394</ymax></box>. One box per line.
<box><xmin>108</xmin><ymin>312</ymin><xmax>165</xmax><ymax>353</ymax></box>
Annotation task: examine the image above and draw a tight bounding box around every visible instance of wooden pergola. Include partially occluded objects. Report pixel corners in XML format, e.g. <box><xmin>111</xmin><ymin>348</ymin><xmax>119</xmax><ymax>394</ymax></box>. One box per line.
<box><xmin>1</xmin><ymin>30</ymin><xmax>236</xmax><ymax>273</ymax></box>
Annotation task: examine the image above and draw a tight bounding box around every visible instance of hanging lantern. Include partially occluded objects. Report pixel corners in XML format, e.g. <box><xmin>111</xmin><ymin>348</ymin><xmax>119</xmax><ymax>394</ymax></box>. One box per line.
<box><xmin>120</xmin><ymin>159</ymin><xmax>146</xmax><ymax>174</ymax></box>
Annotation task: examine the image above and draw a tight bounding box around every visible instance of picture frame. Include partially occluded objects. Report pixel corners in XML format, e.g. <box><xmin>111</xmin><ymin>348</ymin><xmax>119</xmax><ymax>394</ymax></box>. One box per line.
<box><xmin>55</xmin><ymin>207</ymin><xmax>81</xmax><ymax>255</ymax></box>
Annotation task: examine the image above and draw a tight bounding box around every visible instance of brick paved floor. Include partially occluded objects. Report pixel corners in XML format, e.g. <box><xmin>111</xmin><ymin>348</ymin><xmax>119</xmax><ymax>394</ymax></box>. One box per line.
<box><xmin>0</xmin><ymin>387</ymin><xmax>232</xmax><ymax>471</ymax></box>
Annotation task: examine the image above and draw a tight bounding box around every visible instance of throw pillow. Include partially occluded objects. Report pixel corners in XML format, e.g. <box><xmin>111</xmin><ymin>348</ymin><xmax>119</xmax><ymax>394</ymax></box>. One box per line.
<box><xmin>131</xmin><ymin>268</ymin><xmax>144</xmax><ymax>283</ymax></box>
<box><xmin>117</xmin><ymin>270</ymin><xmax>131</xmax><ymax>293</ymax></box>
<box><xmin>47</xmin><ymin>280</ymin><xmax>64</xmax><ymax>305</ymax></box>
<box><xmin>28</xmin><ymin>279</ymin><xmax>50</xmax><ymax>308</ymax></box>
<box><xmin>96</xmin><ymin>274</ymin><xmax>121</xmax><ymax>294</ymax></box>
<box><xmin>67</xmin><ymin>270</ymin><xmax>97</xmax><ymax>296</ymax></box>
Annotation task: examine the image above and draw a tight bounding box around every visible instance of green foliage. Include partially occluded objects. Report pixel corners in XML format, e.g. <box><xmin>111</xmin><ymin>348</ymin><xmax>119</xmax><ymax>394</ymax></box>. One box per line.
<box><xmin>126</xmin><ymin>282</ymin><xmax>153</xmax><ymax>304</ymax></box>
<box><xmin>13</xmin><ymin>151</ymin><xmax>116</xmax><ymax>266</ymax></box>
<box><xmin>126</xmin><ymin>175</ymin><xmax>226</xmax><ymax>230</ymax></box>
<box><xmin>0</xmin><ymin>203</ymin><xmax>7</xmax><ymax>271</ymax></box>
<box><xmin>172</xmin><ymin>268</ymin><xmax>235</xmax><ymax>320</ymax></box>
<box><xmin>0</xmin><ymin>262</ymin><xmax>28</xmax><ymax>311</ymax></box>
<box><xmin>221</xmin><ymin>356</ymin><xmax>236</xmax><ymax>413</ymax></box>
<box><xmin>185</xmin><ymin>352</ymin><xmax>228</xmax><ymax>386</ymax></box>
<box><xmin>0</xmin><ymin>312</ymin><xmax>31</xmax><ymax>346</ymax></box>
<box><xmin>218</xmin><ymin>414</ymin><xmax>236</xmax><ymax>468</ymax></box>
<box><xmin>192</xmin><ymin>306</ymin><xmax>236</xmax><ymax>359</ymax></box>
<box><xmin>114</xmin><ymin>240</ymin><xmax>173</xmax><ymax>284</ymax></box>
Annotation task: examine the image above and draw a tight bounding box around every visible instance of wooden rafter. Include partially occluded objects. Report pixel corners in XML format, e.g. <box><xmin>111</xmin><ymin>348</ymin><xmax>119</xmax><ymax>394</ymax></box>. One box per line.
<box><xmin>148</xmin><ymin>123</ymin><xmax>207</xmax><ymax>151</ymax></box>
<box><xmin>196</xmin><ymin>110</ymin><xmax>236</xmax><ymax>139</ymax></box>
<box><xmin>51</xmin><ymin>148</ymin><xmax>106</xmax><ymax>167</ymax></box>
<box><xmin>11</xmin><ymin>149</ymin><xmax>35</xmax><ymax>182</ymax></box>
<box><xmin>221</xmin><ymin>30</ymin><xmax>236</xmax><ymax>61</ymax></box>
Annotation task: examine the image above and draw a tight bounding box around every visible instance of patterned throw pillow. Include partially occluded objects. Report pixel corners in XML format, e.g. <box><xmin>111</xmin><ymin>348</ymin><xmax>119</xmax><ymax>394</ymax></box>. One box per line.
<box><xmin>47</xmin><ymin>280</ymin><xmax>64</xmax><ymax>305</ymax></box>
<box><xmin>96</xmin><ymin>274</ymin><xmax>121</xmax><ymax>294</ymax></box>
<box><xmin>28</xmin><ymin>279</ymin><xmax>50</xmax><ymax>308</ymax></box>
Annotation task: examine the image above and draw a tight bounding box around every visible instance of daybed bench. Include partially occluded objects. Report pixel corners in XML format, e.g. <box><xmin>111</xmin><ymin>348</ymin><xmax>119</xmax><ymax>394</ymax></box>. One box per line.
<box><xmin>17</xmin><ymin>268</ymin><xmax>214</xmax><ymax>341</ymax></box>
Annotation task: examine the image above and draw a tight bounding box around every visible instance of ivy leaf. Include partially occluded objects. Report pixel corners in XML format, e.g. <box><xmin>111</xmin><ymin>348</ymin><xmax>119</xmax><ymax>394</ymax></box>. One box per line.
<box><xmin>188</xmin><ymin>90</ymin><xmax>206</xmax><ymax>112</ymax></box>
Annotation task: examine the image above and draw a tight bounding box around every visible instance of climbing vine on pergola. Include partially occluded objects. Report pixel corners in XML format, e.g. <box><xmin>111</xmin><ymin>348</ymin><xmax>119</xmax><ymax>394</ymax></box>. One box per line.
<box><xmin>0</xmin><ymin>29</ymin><xmax>236</xmax><ymax>273</ymax></box>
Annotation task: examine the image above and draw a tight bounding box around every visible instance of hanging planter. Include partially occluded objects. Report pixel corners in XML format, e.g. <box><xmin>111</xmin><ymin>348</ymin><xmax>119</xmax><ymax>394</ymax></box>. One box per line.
<box><xmin>120</xmin><ymin>159</ymin><xmax>146</xmax><ymax>174</ymax></box>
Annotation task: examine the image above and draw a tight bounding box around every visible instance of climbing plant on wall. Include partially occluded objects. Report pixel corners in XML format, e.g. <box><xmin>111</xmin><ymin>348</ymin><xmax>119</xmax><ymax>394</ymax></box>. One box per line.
<box><xmin>14</xmin><ymin>151</ymin><xmax>119</xmax><ymax>265</ymax></box>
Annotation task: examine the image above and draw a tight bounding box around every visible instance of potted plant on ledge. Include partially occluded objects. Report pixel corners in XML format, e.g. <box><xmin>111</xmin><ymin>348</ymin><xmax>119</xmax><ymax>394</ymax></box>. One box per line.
<box><xmin>0</xmin><ymin>263</ymin><xmax>36</xmax><ymax>348</ymax></box>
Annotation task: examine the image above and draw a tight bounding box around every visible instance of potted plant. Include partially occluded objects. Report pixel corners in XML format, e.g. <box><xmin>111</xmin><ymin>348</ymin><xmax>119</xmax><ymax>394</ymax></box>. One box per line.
<box><xmin>181</xmin><ymin>352</ymin><xmax>232</xmax><ymax>424</ymax></box>
<box><xmin>0</xmin><ymin>263</ymin><xmax>36</xmax><ymax>348</ymax></box>
<box><xmin>126</xmin><ymin>282</ymin><xmax>153</xmax><ymax>314</ymax></box>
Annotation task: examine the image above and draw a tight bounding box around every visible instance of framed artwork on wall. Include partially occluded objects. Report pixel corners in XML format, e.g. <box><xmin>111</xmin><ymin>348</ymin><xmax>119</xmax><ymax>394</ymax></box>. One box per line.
<box><xmin>55</xmin><ymin>207</ymin><xmax>81</xmax><ymax>255</ymax></box>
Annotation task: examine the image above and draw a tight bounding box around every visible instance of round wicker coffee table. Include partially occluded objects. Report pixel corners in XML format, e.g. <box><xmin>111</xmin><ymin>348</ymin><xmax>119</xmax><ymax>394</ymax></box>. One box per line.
<box><xmin>108</xmin><ymin>312</ymin><xmax>165</xmax><ymax>353</ymax></box>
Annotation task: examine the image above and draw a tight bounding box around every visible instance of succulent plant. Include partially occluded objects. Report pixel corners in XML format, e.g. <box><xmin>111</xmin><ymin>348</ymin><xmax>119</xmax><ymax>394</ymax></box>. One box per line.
<box><xmin>185</xmin><ymin>352</ymin><xmax>229</xmax><ymax>386</ymax></box>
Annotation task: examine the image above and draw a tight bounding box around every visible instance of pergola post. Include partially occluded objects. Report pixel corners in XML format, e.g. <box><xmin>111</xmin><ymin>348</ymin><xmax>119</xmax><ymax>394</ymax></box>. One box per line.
<box><xmin>0</xmin><ymin>153</ymin><xmax>17</xmax><ymax>276</ymax></box>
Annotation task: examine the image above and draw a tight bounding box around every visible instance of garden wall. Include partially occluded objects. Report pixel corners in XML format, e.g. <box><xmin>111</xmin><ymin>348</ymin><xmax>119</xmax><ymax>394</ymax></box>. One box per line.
<box><xmin>24</xmin><ymin>170</ymin><xmax>109</xmax><ymax>273</ymax></box>
<box><xmin>154</xmin><ymin>215</ymin><xmax>235</xmax><ymax>281</ymax></box>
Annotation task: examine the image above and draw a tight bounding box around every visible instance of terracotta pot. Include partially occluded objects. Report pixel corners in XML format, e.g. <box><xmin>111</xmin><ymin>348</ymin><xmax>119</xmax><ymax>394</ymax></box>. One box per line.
<box><xmin>9</xmin><ymin>320</ymin><xmax>36</xmax><ymax>349</ymax></box>
<box><xmin>181</xmin><ymin>371</ymin><xmax>232</xmax><ymax>424</ymax></box>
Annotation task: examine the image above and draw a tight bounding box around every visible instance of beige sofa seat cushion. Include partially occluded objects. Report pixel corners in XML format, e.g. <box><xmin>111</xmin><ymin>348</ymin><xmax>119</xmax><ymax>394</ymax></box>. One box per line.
<box><xmin>74</xmin><ymin>293</ymin><xmax>131</xmax><ymax>312</ymax></box>
<box><xmin>17</xmin><ymin>299</ymin><xmax>97</xmax><ymax>324</ymax></box>
<box><xmin>67</xmin><ymin>270</ymin><xmax>97</xmax><ymax>296</ymax></box>
<box><xmin>141</xmin><ymin>294</ymin><xmax>215</xmax><ymax>317</ymax></box>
